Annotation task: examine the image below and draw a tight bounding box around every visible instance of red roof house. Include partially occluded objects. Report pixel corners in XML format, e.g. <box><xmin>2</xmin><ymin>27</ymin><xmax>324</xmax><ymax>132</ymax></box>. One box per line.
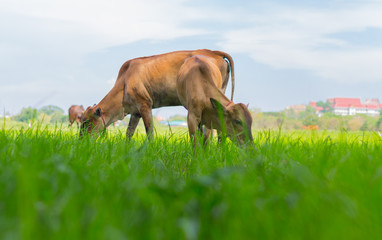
<box><xmin>331</xmin><ymin>98</ymin><xmax>380</xmax><ymax>116</ymax></box>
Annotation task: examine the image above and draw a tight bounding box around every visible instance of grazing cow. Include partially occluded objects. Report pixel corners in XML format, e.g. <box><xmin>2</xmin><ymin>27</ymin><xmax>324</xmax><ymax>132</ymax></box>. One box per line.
<box><xmin>177</xmin><ymin>55</ymin><xmax>253</xmax><ymax>145</ymax></box>
<box><xmin>68</xmin><ymin>105</ymin><xmax>85</xmax><ymax>128</ymax></box>
<box><xmin>80</xmin><ymin>49</ymin><xmax>235</xmax><ymax>138</ymax></box>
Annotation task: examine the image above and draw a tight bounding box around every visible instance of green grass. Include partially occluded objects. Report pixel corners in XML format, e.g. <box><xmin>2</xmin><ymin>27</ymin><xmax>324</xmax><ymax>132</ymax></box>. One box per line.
<box><xmin>1</xmin><ymin>125</ymin><xmax>382</xmax><ymax>239</ymax></box>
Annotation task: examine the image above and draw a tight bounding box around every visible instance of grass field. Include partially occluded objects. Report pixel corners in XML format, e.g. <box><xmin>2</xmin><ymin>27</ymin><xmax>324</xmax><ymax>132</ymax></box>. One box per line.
<box><xmin>1</xmin><ymin>123</ymin><xmax>382</xmax><ymax>239</ymax></box>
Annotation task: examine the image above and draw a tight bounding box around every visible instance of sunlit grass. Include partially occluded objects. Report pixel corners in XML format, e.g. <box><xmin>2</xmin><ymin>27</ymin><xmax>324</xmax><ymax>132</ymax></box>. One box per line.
<box><xmin>1</xmin><ymin>126</ymin><xmax>382</xmax><ymax>239</ymax></box>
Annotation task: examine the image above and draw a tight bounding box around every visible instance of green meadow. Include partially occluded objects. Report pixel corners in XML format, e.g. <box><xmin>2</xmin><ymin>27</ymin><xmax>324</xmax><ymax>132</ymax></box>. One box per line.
<box><xmin>1</xmin><ymin>123</ymin><xmax>382</xmax><ymax>239</ymax></box>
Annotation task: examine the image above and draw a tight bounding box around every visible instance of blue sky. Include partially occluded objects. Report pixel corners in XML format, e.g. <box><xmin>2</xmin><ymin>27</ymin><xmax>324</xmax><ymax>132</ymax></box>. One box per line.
<box><xmin>1</xmin><ymin>0</ymin><xmax>382</xmax><ymax>117</ymax></box>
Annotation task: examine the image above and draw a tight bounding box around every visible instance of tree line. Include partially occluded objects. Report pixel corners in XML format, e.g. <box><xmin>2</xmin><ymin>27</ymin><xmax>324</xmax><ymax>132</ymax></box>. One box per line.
<box><xmin>11</xmin><ymin>105</ymin><xmax>67</xmax><ymax>124</ymax></box>
<box><xmin>7</xmin><ymin>104</ymin><xmax>382</xmax><ymax>131</ymax></box>
<box><xmin>253</xmin><ymin>106</ymin><xmax>382</xmax><ymax>131</ymax></box>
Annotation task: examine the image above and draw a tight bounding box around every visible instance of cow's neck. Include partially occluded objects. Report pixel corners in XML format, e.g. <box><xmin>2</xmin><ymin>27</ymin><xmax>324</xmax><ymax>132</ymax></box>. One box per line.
<box><xmin>97</xmin><ymin>87</ymin><xmax>125</xmax><ymax>127</ymax></box>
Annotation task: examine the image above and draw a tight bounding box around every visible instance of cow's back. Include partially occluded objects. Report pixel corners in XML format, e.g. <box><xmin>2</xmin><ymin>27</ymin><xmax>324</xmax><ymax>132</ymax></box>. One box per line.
<box><xmin>121</xmin><ymin>50</ymin><xmax>230</xmax><ymax>110</ymax></box>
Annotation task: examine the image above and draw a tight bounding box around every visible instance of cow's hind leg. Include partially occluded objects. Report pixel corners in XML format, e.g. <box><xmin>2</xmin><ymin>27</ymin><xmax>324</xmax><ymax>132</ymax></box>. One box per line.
<box><xmin>126</xmin><ymin>113</ymin><xmax>141</xmax><ymax>139</ymax></box>
<box><xmin>217</xmin><ymin>130</ymin><xmax>228</xmax><ymax>143</ymax></box>
<box><xmin>198</xmin><ymin>125</ymin><xmax>211</xmax><ymax>144</ymax></box>
<box><xmin>203</xmin><ymin>127</ymin><xmax>212</xmax><ymax>144</ymax></box>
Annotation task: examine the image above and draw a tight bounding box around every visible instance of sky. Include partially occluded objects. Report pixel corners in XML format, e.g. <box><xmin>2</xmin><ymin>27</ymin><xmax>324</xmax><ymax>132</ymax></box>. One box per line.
<box><xmin>1</xmin><ymin>0</ymin><xmax>382</xmax><ymax>118</ymax></box>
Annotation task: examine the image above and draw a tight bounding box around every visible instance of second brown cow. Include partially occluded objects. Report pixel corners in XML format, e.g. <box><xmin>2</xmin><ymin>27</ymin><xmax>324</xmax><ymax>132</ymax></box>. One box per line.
<box><xmin>68</xmin><ymin>105</ymin><xmax>85</xmax><ymax>128</ymax></box>
<box><xmin>177</xmin><ymin>55</ymin><xmax>253</xmax><ymax>145</ymax></box>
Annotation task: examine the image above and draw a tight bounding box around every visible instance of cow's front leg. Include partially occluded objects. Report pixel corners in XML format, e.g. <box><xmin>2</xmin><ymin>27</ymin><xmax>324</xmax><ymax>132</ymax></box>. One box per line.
<box><xmin>187</xmin><ymin>112</ymin><xmax>201</xmax><ymax>147</ymax></box>
<box><xmin>126</xmin><ymin>113</ymin><xmax>141</xmax><ymax>140</ymax></box>
<box><xmin>139</xmin><ymin>105</ymin><xmax>154</xmax><ymax>139</ymax></box>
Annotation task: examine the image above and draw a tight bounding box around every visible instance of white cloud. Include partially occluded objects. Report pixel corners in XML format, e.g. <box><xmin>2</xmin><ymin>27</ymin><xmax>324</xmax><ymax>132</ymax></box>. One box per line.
<box><xmin>0</xmin><ymin>0</ymin><xmax>207</xmax><ymax>52</ymax></box>
<box><xmin>2</xmin><ymin>0</ymin><xmax>382</xmax><ymax>84</ymax></box>
<box><xmin>218</xmin><ymin>3</ymin><xmax>382</xmax><ymax>83</ymax></box>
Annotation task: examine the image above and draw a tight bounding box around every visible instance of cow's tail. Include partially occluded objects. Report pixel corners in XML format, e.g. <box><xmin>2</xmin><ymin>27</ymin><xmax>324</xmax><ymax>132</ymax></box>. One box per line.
<box><xmin>213</xmin><ymin>50</ymin><xmax>235</xmax><ymax>101</ymax></box>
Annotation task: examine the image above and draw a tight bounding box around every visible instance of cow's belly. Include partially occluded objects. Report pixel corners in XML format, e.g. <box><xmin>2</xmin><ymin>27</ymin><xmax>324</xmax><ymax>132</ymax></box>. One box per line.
<box><xmin>152</xmin><ymin>91</ymin><xmax>181</xmax><ymax>108</ymax></box>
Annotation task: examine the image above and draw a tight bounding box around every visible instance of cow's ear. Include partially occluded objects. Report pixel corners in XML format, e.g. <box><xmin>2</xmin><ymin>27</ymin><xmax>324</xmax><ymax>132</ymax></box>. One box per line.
<box><xmin>210</xmin><ymin>98</ymin><xmax>227</xmax><ymax>115</ymax></box>
<box><xmin>94</xmin><ymin>107</ymin><xmax>102</xmax><ymax>118</ymax></box>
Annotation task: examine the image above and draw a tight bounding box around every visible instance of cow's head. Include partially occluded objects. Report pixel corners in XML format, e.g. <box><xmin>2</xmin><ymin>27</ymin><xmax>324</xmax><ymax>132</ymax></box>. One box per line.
<box><xmin>77</xmin><ymin>105</ymin><xmax>85</xmax><ymax>120</ymax></box>
<box><xmin>77</xmin><ymin>111</ymin><xmax>84</xmax><ymax>121</ymax></box>
<box><xmin>79</xmin><ymin>105</ymin><xmax>106</xmax><ymax>138</ymax></box>
<box><xmin>211</xmin><ymin>98</ymin><xmax>253</xmax><ymax>145</ymax></box>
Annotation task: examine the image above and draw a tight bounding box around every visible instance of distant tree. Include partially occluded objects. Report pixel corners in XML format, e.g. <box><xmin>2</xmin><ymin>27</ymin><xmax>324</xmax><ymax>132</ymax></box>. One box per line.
<box><xmin>321</xmin><ymin>112</ymin><xmax>337</xmax><ymax>118</ymax></box>
<box><xmin>168</xmin><ymin>115</ymin><xmax>187</xmax><ymax>121</ymax></box>
<box><xmin>301</xmin><ymin>106</ymin><xmax>319</xmax><ymax>126</ymax></box>
<box><xmin>39</xmin><ymin>105</ymin><xmax>64</xmax><ymax>115</ymax></box>
<box><xmin>360</xmin><ymin>121</ymin><xmax>369</xmax><ymax>131</ymax></box>
<box><xmin>376</xmin><ymin>114</ymin><xmax>382</xmax><ymax>130</ymax></box>
<box><xmin>348</xmin><ymin>117</ymin><xmax>364</xmax><ymax>131</ymax></box>
<box><xmin>284</xmin><ymin>108</ymin><xmax>298</xmax><ymax>119</ymax></box>
<box><xmin>316</xmin><ymin>101</ymin><xmax>325</xmax><ymax>107</ymax></box>
<box><xmin>263</xmin><ymin>112</ymin><xmax>280</xmax><ymax>117</ymax></box>
<box><xmin>316</xmin><ymin>101</ymin><xmax>333</xmax><ymax>113</ymax></box>
<box><xmin>13</xmin><ymin>107</ymin><xmax>38</xmax><ymax>122</ymax></box>
<box><xmin>50</xmin><ymin>112</ymin><xmax>67</xmax><ymax>124</ymax></box>
<box><xmin>303</xmin><ymin>114</ymin><xmax>319</xmax><ymax>126</ymax></box>
<box><xmin>251</xmin><ymin>108</ymin><xmax>262</xmax><ymax>115</ymax></box>
<box><xmin>326</xmin><ymin>118</ymin><xmax>340</xmax><ymax>130</ymax></box>
<box><xmin>299</xmin><ymin>105</ymin><xmax>315</xmax><ymax>119</ymax></box>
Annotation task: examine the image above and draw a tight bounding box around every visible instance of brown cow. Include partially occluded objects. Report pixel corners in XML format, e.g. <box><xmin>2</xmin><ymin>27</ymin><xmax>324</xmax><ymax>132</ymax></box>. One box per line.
<box><xmin>80</xmin><ymin>49</ymin><xmax>235</xmax><ymax>138</ymax></box>
<box><xmin>68</xmin><ymin>105</ymin><xmax>85</xmax><ymax>128</ymax></box>
<box><xmin>177</xmin><ymin>55</ymin><xmax>253</xmax><ymax>145</ymax></box>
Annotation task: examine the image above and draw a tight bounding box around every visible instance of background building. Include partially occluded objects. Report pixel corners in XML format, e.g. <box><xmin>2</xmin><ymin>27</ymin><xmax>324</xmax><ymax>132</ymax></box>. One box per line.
<box><xmin>289</xmin><ymin>98</ymin><xmax>382</xmax><ymax>117</ymax></box>
<box><xmin>328</xmin><ymin>98</ymin><xmax>381</xmax><ymax>116</ymax></box>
